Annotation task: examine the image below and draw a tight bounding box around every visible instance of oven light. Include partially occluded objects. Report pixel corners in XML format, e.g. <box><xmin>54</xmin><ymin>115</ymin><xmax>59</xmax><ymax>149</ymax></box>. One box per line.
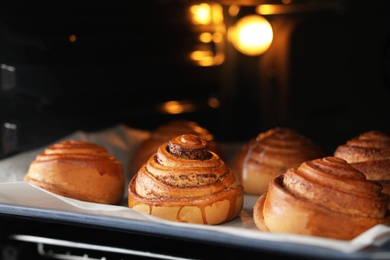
<box><xmin>69</xmin><ymin>34</ymin><xmax>77</xmax><ymax>43</ymax></box>
<box><xmin>188</xmin><ymin>3</ymin><xmax>225</xmax><ymax>66</ymax></box>
<box><xmin>190</xmin><ymin>3</ymin><xmax>212</xmax><ymax>25</ymax></box>
<box><xmin>161</xmin><ymin>100</ymin><xmax>196</xmax><ymax>114</ymax></box>
<box><xmin>228</xmin><ymin>14</ymin><xmax>273</xmax><ymax>56</ymax></box>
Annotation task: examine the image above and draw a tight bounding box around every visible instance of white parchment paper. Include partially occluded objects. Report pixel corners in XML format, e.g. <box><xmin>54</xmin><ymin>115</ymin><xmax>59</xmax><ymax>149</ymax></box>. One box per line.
<box><xmin>0</xmin><ymin>124</ymin><xmax>390</xmax><ymax>255</ymax></box>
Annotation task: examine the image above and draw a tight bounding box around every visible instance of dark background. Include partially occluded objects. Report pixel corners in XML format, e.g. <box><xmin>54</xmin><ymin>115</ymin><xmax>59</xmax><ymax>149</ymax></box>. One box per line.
<box><xmin>1</xmin><ymin>0</ymin><xmax>390</xmax><ymax>157</ymax></box>
<box><xmin>1</xmin><ymin>2</ymin><xmax>390</xmax><ymax>259</ymax></box>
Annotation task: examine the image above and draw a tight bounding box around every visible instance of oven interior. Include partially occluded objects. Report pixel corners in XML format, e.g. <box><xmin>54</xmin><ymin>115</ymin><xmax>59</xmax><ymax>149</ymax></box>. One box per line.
<box><xmin>1</xmin><ymin>1</ymin><xmax>390</xmax><ymax>259</ymax></box>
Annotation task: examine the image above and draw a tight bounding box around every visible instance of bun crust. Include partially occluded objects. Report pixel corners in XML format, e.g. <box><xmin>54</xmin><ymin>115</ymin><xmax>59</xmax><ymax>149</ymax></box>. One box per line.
<box><xmin>253</xmin><ymin>157</ymin><xmax>390</xmax><ymax>240</ymax></box>
<box><xmin>128</xmin><ymin>134</ymin><xmax>243</xmax><ymax>225</ymax></box>
<box><xmin>24</xmin><ymin>140</ymin><xmax>125</xmax><ymax>205</ymax></box>
<box><xmin>334</xmin><ymin>130</ymin><xmax>390</xmax><ymax>197</ymax></box>
<box><xmin>131</xmin><ymin>120</ymin><xmax>221</xmax><ymax>176</ymax></box>
<box><xmin>232</xmin><ymin>127</ymin><xmax>324</xmax><ymax>195</ymax></box>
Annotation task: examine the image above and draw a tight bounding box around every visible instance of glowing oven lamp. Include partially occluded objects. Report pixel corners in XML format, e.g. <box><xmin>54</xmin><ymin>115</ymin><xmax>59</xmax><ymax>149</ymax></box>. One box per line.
<box><xmin>229</xmin><ymin>14</ymin><xmax>273</xmax><ymax>56</ymax></box>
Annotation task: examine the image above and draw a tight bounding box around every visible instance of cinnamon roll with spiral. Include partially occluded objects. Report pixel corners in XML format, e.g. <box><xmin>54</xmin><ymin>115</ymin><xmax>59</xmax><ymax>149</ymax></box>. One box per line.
<box><xmin>24</xmin><ymin>140</ymin><xmax>125</xmax><ymax>205</ymax></box>
<box><xmin>253</xmin><ymin>157</ymin><xmax>390</xmax><ymax>240</ymax></box>
<box><xmin>128</xmin><ymin>134</ymin><xmax>243</xmax><ymax>225</ymax></box>
<box><xmin>334</xmin><ymin>130</ymin><xmax>390</xmax><ymax>198</ymax></box>
<box><xmin>231</xmin><ymin>127</ymin><xmax>324</xmax><ymax>196</ymax></box>
<box><xmin>130</xmin><ymin>120</ymin><xmax>222</xmax><ymax>176</ymax></box>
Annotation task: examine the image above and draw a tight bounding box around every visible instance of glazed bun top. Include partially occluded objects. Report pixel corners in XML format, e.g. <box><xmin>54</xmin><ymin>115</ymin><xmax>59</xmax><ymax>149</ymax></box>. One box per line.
<box><xmin>130</xmin><ymin>120</ymin><xmax>222</xmax><ymax>176</ymax></box>
<box><xmin>128</xmin><ymin>134</ymin><xmax>244</xmax><ymax>225</ymax></box>
<box><xmin>24</xmin><ymin>140</ymin><xmax>125</xmax><ymax>205</ymax></box>
<box><xmin>334</xmin><ymin>130</ymin><xmax>390</xmax><ymax>164</ymax></box>
<box><xmin>231</xmin><ymin>127</ymin><xmax>324</xmax><ymax>195</ymax></box>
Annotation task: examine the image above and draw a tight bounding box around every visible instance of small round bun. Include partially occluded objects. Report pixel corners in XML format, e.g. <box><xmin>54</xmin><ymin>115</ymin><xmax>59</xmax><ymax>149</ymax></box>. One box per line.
<box><xmin>231</xmin><ymin>127</ymin><xmax>324</xmax><ymax>195</ymax></box>
<box><xmin>130</xmin><ymin>120</ymin><xmax>222</xmax><ymax>176</ymax></box>
<box><xmin>334</xmin><ymin>130</ymin><xmax>390</xmax><ymax>199</ymax></box>
<box><xmin>128</xmin><ymin>134</ymin><xmax>243</xmax><ymax>225</ymax></box>
<box><xmin>24</xmin><ymin>140</ymin><xmax>125</xmax><ymax>205</ymax></box>
<box><xmin>253</xmin><ymin>157</ymin><xmax>390</xmax><ymax>240</ymax></box>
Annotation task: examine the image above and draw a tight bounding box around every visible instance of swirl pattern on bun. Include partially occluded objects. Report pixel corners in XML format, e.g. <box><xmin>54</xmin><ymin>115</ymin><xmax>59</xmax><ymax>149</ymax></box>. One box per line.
<box><xmin>253</xmin><ymin>157</ymin><xmax>390</xmax><ymax>240</ymax></box>
<box><xmin>24</xmin><ymin>140</ymin><xmax>125</xmax><ymax>205</ymax></box>
<box><xmin>131</xmin><ymin>120</ymin><xmax>222</xmax><ymax>176</ymax></box>
<box><xmin>232</xmin><ymin>127</ymin><xmax>324</xmax><ymax>195</ymax></box>
<box><xmin>128</xmin><ymin>134</ymin><xmax>243</xmax><ymax>225</ymax></box>
<box><xmin>334</xmin><ymin>130</ymin><xmax>390</xmax><ymax>198</ymax></box>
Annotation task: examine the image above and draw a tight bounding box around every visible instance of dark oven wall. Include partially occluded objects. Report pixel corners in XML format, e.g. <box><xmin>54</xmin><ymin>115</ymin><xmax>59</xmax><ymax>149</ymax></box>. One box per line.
<box><xmin>0</xmin><ymin>0</ymin><xmax>224</xmax><ymax>153</ymax></box>
<box><xmin>1</xmin><ymin>0</ymin><xmax>390</xmax><ymax>156</ymax></box>
<box><xmin>220</xmin><ymin>0</ymin><xmax>390</xmax><ymax>154</ymax></box>
<box><xmin>287</xmin><ymin>0</ymin><xmax>390</xmax><ymax>154</ymax></box>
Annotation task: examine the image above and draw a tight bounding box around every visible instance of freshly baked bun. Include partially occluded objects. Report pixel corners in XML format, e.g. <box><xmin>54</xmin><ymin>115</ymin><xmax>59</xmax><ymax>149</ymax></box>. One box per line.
<box><xmin>334</xmin><ymin>130</ymin><xmax>390</xmax><ymax>198</ymax></box>
<box><xmin>131</xmin><ymin>120</ymin><xmax>222</xmax><ymax>176</ymax></box>
<box><xmin>24</xmin><ymin>140</ymin><xmax>125</xmax><ymax>205</ymax></box>
<box><xmin>253</xmin><ymin>157</ymin><xmax>390</xmax><ymax>240</ymax></box>
<box><xmin>128</xmin><ymin>134</ymin><xmax>243</xmax><ymax>225</ymax></box>
<box><xmin>231</xmin><ymin>127</ymin><xmax>324</xmax><ymax>196</ymax></box>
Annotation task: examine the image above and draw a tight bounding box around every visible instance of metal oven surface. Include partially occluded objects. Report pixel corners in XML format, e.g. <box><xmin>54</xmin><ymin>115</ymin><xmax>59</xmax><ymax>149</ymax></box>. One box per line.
<box><xmin>1</xmin><ymin>182</ymin><xmax>390</xmax><ymax>260</ymax></box>
<box><xmin>1</xmin><ymin>125</ymin><xmax>390</xmax><ymax>260</ymax></box>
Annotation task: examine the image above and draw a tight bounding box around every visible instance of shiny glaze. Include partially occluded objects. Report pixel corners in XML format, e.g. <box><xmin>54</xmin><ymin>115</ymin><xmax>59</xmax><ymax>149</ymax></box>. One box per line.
<box><xmin>128</xmin><ymin>134</ymin><xmax>243</xmax><ymax>225</ymax></box>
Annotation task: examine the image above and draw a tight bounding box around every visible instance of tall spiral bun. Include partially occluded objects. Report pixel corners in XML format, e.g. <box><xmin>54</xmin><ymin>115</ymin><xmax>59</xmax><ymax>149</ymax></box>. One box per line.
<box><xmin>130</xmin><ymin>120</ymin><xmax>222</xmax><ymax>176</ymax></box>
<box><xmin>24</xmin><ymin>140</ymin><xmax>125</xmax><ymax>205</ymax></box>
<box><xmin>128</xmin><ymin>134</ymin><xmax>243</xmax><ymax>225</ymax></box>
<box><xmin>253</xmin><ymin>157</ymin><xmax>390</xmax><ymax>240</ymax></box>
<box><xmin>334</xmin><ymin>130</ymin><xmax>390</xmax><ymax>198</ymax></box>
<box><xmin>231</xmin><ymin>127</ymin><xmax>324</xmax><ymax>195</ymax></box>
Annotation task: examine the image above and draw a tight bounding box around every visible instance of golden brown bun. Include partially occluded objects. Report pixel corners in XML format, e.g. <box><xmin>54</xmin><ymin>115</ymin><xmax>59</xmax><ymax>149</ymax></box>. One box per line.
<box><xmin>131</xmin><ymin>120</ymin><xmax>222</xmax><ymax>176</ymax></box>
<box><xmin>334</xmin><ymin>130</ymin><xmax>390</xmax><ymax>198</ymax></box>
<box><xmin>128</xmin><ymin>134</ymin><xmax>243</xmax><ymax>225</ymax></box>
<box><xmin>231</xmin><ymin>127</ymin><xmax>324</xmax><ymax>196</ymax></box>
<box><xmin>24</xmin><ymin>140</ymin><xmax>125</xmax><ymax>205</ymax></box>
<box><xmin>253</xmin><ymin>157</ymin><xmax>390</xmax><ymax>240</ymax></box>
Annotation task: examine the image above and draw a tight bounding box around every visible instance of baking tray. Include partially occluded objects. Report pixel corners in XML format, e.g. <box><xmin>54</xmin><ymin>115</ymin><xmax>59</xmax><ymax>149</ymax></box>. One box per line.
<box><xmin>1</xmin><ymin>182</ymin><xmax>390</xmax><ymax>260</ymax></box>
<box><xmin>1</xmin><ymin>124</ymin><xmax>390</xmax><ymax>259</ymax></box>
